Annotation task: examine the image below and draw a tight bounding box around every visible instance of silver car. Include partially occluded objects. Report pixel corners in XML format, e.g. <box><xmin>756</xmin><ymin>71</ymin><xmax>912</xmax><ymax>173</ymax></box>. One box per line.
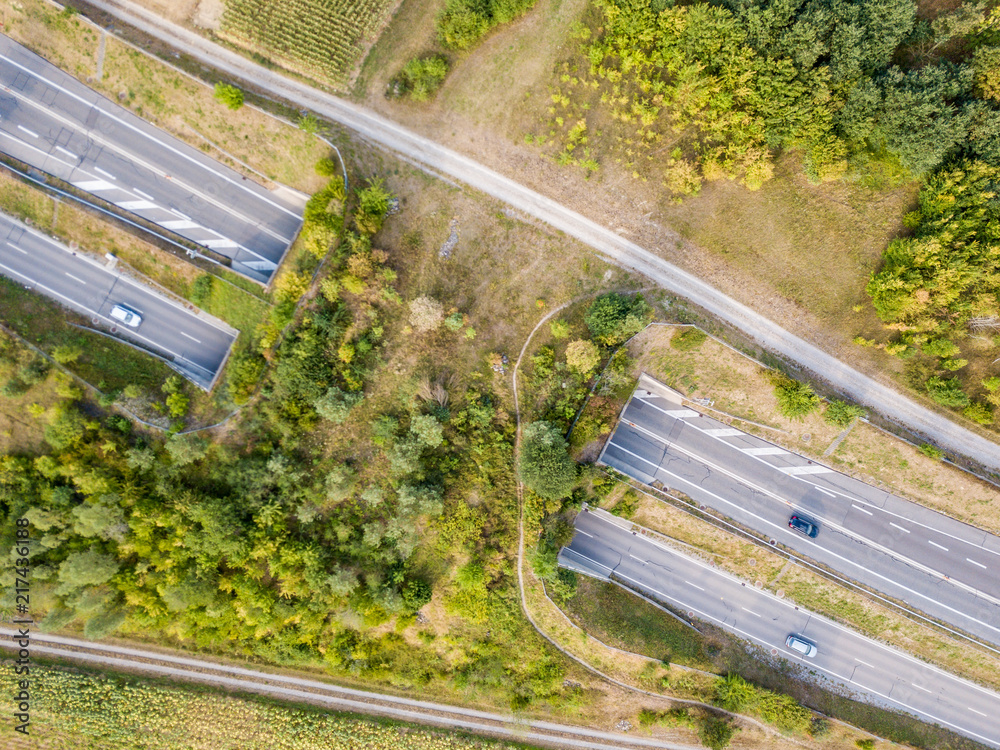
<box><xmin>785</xmin><ymin>634</ymin><xmax>818</xmax><ymax>657</ymax></box>
<box><xmin>109</xmin><ymin>304</ymin><xmax>142</xmax><ymax>328</ymax></box>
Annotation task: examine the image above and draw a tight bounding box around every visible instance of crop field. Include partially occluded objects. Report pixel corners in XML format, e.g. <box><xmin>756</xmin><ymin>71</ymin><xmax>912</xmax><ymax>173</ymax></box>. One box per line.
<box><xmin>0</xmin><ymin>665</ymin><xmax>538</xmax><ymax>750</ymax></box>
<box><xmin>220</xmin><ymin>0</ymin><xmax>396</xmax><ymax>88</ymax></box>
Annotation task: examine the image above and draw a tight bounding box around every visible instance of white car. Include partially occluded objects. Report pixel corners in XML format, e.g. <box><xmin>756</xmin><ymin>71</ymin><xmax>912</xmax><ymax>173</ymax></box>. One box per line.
<box><xmin>785</xmin><ymin>634</ymin><xmax>818</xmax><ymax>658</ymax></box>
<box><xmin>109</xmin><ymin>304</ymin><xmax>142</xmax><ymax>328</ymax></box>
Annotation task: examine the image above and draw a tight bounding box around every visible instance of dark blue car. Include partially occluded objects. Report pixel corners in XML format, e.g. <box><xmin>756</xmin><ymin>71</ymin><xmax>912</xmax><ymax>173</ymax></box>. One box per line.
<box><xmin>788</xmin><ymin>514</ymin><xmax>819</xmax><ymax>538</ymax></box>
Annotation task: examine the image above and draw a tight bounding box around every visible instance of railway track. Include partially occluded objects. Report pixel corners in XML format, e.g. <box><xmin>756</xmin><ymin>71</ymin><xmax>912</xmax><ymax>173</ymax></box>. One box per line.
<box><xmin>0</xmin><ymin>628</ymin><xmax>699</xmax><ymax>750</ymax></box>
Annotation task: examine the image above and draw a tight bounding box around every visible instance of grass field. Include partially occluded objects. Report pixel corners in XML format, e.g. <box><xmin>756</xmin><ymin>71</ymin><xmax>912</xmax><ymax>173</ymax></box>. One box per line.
<box><xmin>0</xmin><ymin>664</ymin><xmax>543</xmax><ymax>750</ymax></box>
<box><xmin>219</xmin><ymin>0</ymin><xmax>398</xmax><ymax>89</ymax></box>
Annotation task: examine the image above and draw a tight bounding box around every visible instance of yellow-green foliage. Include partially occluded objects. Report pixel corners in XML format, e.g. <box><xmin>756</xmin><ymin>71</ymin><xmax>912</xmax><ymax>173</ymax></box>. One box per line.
<box><xmin>0</xmin><ymin>666</ymin><xmax>531</xmax><ymax>749</ymax></box>
<box><xmin>220</xmin><ymin>0</ymin><xmax>395</xmax><ymax>87</ymax></box>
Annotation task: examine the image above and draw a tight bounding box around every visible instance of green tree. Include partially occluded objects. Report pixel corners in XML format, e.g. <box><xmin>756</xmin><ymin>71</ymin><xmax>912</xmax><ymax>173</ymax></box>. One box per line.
<box><xmin>565</xmin><ymin>339</ymin><xmax>600</xmax><ymax>376</ymax></box>
<box><xmin>213</xmin><ymin>82</ymin><xmax>244</xmax><ymax>110</ymax></box>
<box><xmin>56</xmin><ymin>548</ymin><xmax>119</xmax><ymax>593</ymax></box>
<box><xmin>354</xmin><ymin>180</ymin><xmax>393</xmax><ymax>235</ymax></box>
<box><xmin>550</xmin><ymin>319</ymin><xmax>571</xmax><ymax>339</ymax></box>
<box><xmin>771</xmin><ymin>375</ymin><xmax>820</xmax><ymax>419</ymax></box>
<box><xmin>584</xmin><ymin>293</ymin><xmax>652</xmax><ymax>346</ymax></box>
<box><xmin>519</xmin><ymin>421</ymin><xmax>577</xmax><ymax>500</ymax></box>
<box><xmin>314</xmin><ymin>386</ymin><xmax>363</xmax><ymax>424</ymax></box>
<box><xmin>396</xmin><ymin>56</ymin><xmax>450</xmax><ymax>101</ymax></box>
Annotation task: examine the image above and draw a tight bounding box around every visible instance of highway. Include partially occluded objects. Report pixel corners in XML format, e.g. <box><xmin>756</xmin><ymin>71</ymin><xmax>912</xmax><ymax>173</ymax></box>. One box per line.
<box><xmin>600</xmin><ymin>378</ymin><xmax>1000</xmax><ymax>646</ymax></box>
<box><xmin>0</xmin><ymin>212</ymin><xmax>237</xmax><ymax>388</ymax></box>
<box><xmin>559</xmin><ymin>508</ymin><xmax>1000</xmax><ymax>749</ymax></box>
<box><xmin>0</xmin><ymin>34</ymin><xmax>304</xmax><ymax>283</ymax></box>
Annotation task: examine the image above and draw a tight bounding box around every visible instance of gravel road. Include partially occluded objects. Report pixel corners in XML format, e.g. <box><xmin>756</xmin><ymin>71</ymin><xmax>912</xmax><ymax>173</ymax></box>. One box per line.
<box><xmin>77</xmin><ymin>0</ymin><xmax>1000</xmax><ymax>474</ymax></box>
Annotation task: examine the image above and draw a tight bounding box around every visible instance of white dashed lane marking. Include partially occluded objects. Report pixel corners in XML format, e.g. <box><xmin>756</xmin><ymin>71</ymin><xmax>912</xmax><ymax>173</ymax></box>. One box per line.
<box><xmin>967</xmin><ymin>559</ymin><xmax>988</xmax><ymax>570</ymax></box>
<box><xmin>64</xmin><ymin>272</ymin><xmax>85</xmax><ymax>284</ymax></box>
<box><xmin>180</xmin><ymin>331</ymin><xmax>201</xmax><ymax>344</ymax></box>
<box><xmin>852</xmin><ymin>505</ymin><xmax>873</xmax><ymax>515</ymax></box>
<box><xmin>889</xmin><ymin>522</ymin><xmax>911</xmax><ymax>534</ymax></box>
<box><xmin>17</xmin><ymin>125</ymin><xmax>38</xmax><ymax>138</ymax></box>
<box><xmin>929</xmin><ymin>540</ymin><xmax>949</xmax><ymax>552</ymax></box>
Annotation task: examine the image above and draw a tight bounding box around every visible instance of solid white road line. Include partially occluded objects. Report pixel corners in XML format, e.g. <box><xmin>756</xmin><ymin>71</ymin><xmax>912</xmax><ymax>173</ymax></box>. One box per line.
<box><xmin>16</xmin><ymin>124</ymin><xmax>38</xmax><ymax>138</ymax></box>
<box><xmin>94</xmin><ymin>167</ymin><xmax>116</xmax><ymax>180</ymax></box>
<box><xmin>64</xmin><ymin>272</ymin><xmax>85</xmax><ymax>284</ymax></box>
<box><xmin>55</xmin><ymin>145</ymin><xmax>78</xmax><ymax>159</ymax></box>
<box><xmin>968</xmin><ymin>559</ymin><xmax>988</xmax><ymax>570</ymax></box>
<box><xmin>5</xmin><ymin>242</ymin><xmax>26</xmax><ymax>254</ymax></box>
<box><xmin>180</xmin><ymin>331</ymin><xmax>201</xmax><ymax>343</ymax></box>
<box><xmin>852</xmin><ymin>505</ymin><xmax>874</xmax><ymax>515</ymax></box>
<box><xmin>929</xmin><ymin>540</ymin><xmax>949</xmax><ymax>552</ymax></box>
<box><xmin>890</xmin><ymin>522</ymin><xmax>911</xmax><ymax>534</ymax></box>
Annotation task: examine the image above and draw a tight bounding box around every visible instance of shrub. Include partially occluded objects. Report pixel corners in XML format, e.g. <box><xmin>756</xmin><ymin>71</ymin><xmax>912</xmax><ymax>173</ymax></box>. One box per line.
<box><xmin>771</xmin><ymin>375</ymin><xmax>820</xmax><ymax>419</ymax></box>
<box><xmin>51</xmin><ymin>345</ymin><xmax>83</xmax><ymax>364</ymax></box>
<box><xmin>213</xmin><ymin>82</ymin><xmax>244</xmax><ymax>110</ymax></box>
<box><xmin>444</xmin><ymin>311</ymin><xmax>465</xmax><ymax>332</ymax></box>
<box><xmin>550</xmin><ymin>319</ymin><xmax>571</xmax><ymax>339</ymax></box>
<box><xmin>395</xmin><ymin>55</ymin><xmax>449</xmax><ymax>101</ymax></box>
<box><xmin>565</xmin><ymin>339</ymin><xmax>600</xmax><ymax>376</ymax></box>
<box><xmin>519</xmin><ymin>421</ymin><xmax>577</xmax><ymax>500</ymax></box>
<box><xmin>315</xmin><ymin>157</ymin><xmax>339</xmax><ymax>177</ymax></box>
<box><xmin>699</xmin><ymin>715</ymin><xmax>736</xmax><ymax>750</ymax></box>
<box><xmin>354</xmin><ymin>180</ymin><xmax>393</xmax><ymax>235</ymax></box>
<box><xmin>823</xmin><ymin>399</ymin><xmax>865</xmax><ymax>427</ymax></box>
<box><xmin>585</xmin><ymin>292</ymin><xmax>652</xmax><ymax>345</ymax></box>
<box><xmin>964</xmin><ymin>401</ymin><xmax>994</xmax><ymax>425</ymax></box>
<box><xmin>918</xmin><ymin>443</ymin><xmax>944</xmax><ymax>460</ymax></box>
<box><xmin>189</xmin><ymin>274</ymin><xmax>213</xmax><ymax>306</ymax></box>
<box><xmin>670</xmin><ymin>327</ymin><xmax>707</xmax><ymax>351</ymax></box>
<box><xmin>314</xmin><ymin>386</ymin><xmax>364</xmax><ymax>424</ymax></box>
<box><xmin>925</xmin><ymin>376</ymin><xmax>970</xmax><ymax>408</ymax></box>
<box><xmin>409</xmin><ymin>296</ymin><xmax>444</xmax><ymax>333</ymax></box>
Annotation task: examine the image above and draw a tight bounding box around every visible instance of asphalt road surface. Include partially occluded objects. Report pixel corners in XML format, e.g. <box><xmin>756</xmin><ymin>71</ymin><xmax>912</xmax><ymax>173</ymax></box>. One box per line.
<box><xmin>560</xmin><ymin>508</ymin><xmax>1000</xmax><ymax>749</ymax></box>
<box><xmin>75</xmin><ymin>0</ymin><xmax>1000</xmax><ymax>476</ymax></box>
<box><xmin>0</xmin><ymin>212</ymin><xmax>237</xmax><ymax>388</ymax></box>
<box><xmin>0</xmin><ymin>34</ymin><xmax>304</xmax><ymax>283</ymax></box>
<box><xmin>600</xmin><ymin>380</ymin><xmax>1000</xmax><ymax>646</ymax></box>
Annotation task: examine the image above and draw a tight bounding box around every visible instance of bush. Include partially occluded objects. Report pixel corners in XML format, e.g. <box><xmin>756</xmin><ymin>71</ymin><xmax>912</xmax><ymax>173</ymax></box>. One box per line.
<box><xmin>315</xmin><ymin>157</ymin><xmax>340</xmax><ymax>177</ymax></box>
<box><xmin>585</xmin><ymin>292</ymin><xmax>652</xmax><ymax>345</ymax></box>
<box><xmin>918</xmin><ymin>443</ymin><xmax>944</xmax><ymax>460</ymax></box>
<box><xmin>925</xmin><ymin>376</ymin><xmax>970</xmax><ymax>408</ymax></box>
<box><xmin>354</xmin><ymin>180</ymin><xmax>393</xmax><ymax>235</ymax></box>
<box><xmin>314</xmin><ymin>386</ymin><xmax>364</xmax><ymax>424</ymax></box>
<box><xmin>565</xmin><ymin>339</ymin><xmax>600</xmax><ymax>376</ymax></box>
<box><xmin>823</xmin><ymin>399</ymin><xmax>865</xmax><ymax>427</ymax></box>
<box><xmin>395</xmin><ymin>56</ymin><xmax>449</xmax><ymax>101</ymax></box>
<box><xmin>190</xmin><ymin>274</ymin><xmax>213</xmax><ymax>306</ymax></box>
<box><xmin>699</xmin><ymin>716</ymin><xmax>736</xmax><ymax>750</ymax></box>
<box><xmin>550</xmin><ymin>319</ymin><xmax>571</xmax><ymax>339</ymax></box>
<box><xmin>213</xmin><ymin>82</ymin><xmax>244</xmax><ymax>110</ymax></box>
<box><xmin>964</xmin><ymin>401</ymin><xmax>994</xmax><ymax>425</ymax></box>
<box><xmin>771</xmin><ymin>375</ymin><xmax>820</xmax><ymax>419</ymax></box>
<box><xmin>51</xmin><ymin>345</ymin><xmax>82</xmax><ymax>364</ymax></box>
<box><xmin>670</xmin><ymin>328</ymin><xmax>707</xmax><ymax>351</ymax></box>
<box><xmin>409</xmin><ymin>296</ymin><xmax>444</xmax><ymax>333</ymax></box>
<box><xmin>519</xmin><ymin>421</ymin><xmax>577</xmax><ymax>500</ymax></box>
